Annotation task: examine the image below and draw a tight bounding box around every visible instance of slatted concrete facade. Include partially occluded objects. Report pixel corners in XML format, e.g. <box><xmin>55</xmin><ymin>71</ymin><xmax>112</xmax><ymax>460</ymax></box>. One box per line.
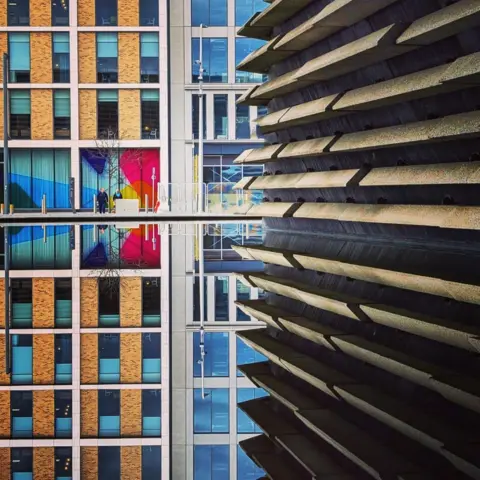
<box><xmin>234</xmin><ymin>1</ymin><xmax>480</xmax><ymax>479</ymax></box>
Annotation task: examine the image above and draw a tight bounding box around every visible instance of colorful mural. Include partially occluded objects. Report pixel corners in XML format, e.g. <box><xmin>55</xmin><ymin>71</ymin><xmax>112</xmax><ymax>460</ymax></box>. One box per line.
<box><xmin>81</xmin><ymin>225</ymin><xmax>161</xmax><ymax>269</ymax></box>
<box><xmin>81</xmin><ymin>149</ymin><xmax>160</xmax><ymax>208</ymax></box>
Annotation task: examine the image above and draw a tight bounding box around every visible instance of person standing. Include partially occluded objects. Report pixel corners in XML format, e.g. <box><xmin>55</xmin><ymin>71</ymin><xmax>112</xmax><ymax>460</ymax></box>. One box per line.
<box><xmin>113</xmin><ymin>189</ymin><xmax>123</xmax><ymax>211</ymax></box>
<box><xmin>97</xmin><ymin>188</ymin><xmax>109</xmax><ymax>214</ymax></box>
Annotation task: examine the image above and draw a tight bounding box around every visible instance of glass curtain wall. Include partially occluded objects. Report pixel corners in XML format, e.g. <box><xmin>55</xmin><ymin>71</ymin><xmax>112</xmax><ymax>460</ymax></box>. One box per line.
<box><xmin>192</xmin><ymin>38</ymin><xmax>228</xmax><ymax>83</ymax></box>
<box><xmin>192</xmin><ymin>0</ymin><xmax>227</xmax><ymax>26</ymax></box>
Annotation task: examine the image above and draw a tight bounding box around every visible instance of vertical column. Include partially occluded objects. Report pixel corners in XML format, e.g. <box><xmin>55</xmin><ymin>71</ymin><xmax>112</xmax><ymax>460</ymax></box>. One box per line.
<box><xmin>229</xmin><ymin>275</ymin><xmax>237</xmax><ymax>323</ymax></box>
<box><xmin>229</xmin><ymin>330</ymin><xmax>238</xmax><ymax>480</ymax></box>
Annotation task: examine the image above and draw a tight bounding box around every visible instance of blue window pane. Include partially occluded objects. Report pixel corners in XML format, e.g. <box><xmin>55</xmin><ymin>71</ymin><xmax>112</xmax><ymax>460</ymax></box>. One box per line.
<box><xmin>214</xmin><ymin>277</ymin><xmax>229</xmax><ymax>321</ymax></box>
<box><xmin>13</xmin><ymin>474</ymin><xmax>33</xmax><ymax>480</ymax></box>
<box><xmin>96</xmin><ymin>0</ymin><xmax>117</xmax><ymax>26</ymax></box>
<box><xmin>143</xmin><ymin>358</ymin><xmax>161</xmax><ymax>383</ymax></box>
<box><xmin>235</xmin><ymin>96</ymin><xmax>250</xmax><ymax>139</ymax></box>
<box><xmin>235</xmin><ymin>0</ymin><xmax>269</xmax><ymax>26</ymax></box>
<box><xmin>9</xmin><ymin>33</ymin><xmax>30</xmax><ymax>83</ymax></box>
<box><xmin>214</xmin><ymin>95</ymin><xmax>228</xmax><ymax>139</ymax></box>
<box><xmin>56</xmin><ymin>418</ymin><xmax>72</xmax><ymax>437</ymax></box>
<box><xmin>194</xmin><ymin>445</ymin><xmax>230</xmax><ymax>480</ymax></box>
<box><xmin>53</xmin><ymin>33</ymin><xmax>70</xmax><ymax>82</ymax></box>
<box><xmin>143</xmin><ymin>416</ymin><xmax>161</xmax><ymax>436</ymax></box>
<box><xmin>99</xmin><ymin>416</ymin><xmax>120</xmax><ymax>437</ymax></box>
<box><xmin>55</xmin><ymin>363</ymin><xmax>72</xmax><ymax>384</ymax></box>
<box><xmin>192</xmin><ymin>0</ymin><xmax>227</xmax><ymax>26</ymax></box>
<box><xmin>99</xmin><ymin>359</ymin><xmax>120</xmax><ymax>383</ymax></box>
<box><xmin>12</xmin><ymin>417</ymin><xmax>33</xmax><ymax>438</ymax></box>
<box><xmin>141</xmin><ymin>33</ymin><xmax>159</xmax><ymax>83</ymax></box>
<box><xmin>236</xmin><ymin>279</ymin><xmax>252</xmax><ymax>321</ymax></box>
<box><xmin>192</xmin><ymin>38</ymin><xmax>228</xmax><ymax>83</ymax></box>
<box><xmin>12</xmin><ymin>337</ymin><xmax>33</xmax><ymax>384</ymax></box>
<box><xmin>235</xmin><ymin>38</ymin><xmax>267</xmax><ymax>83</ymax></box>
<box><xmin>238</xmin><ymin>446</ymin><xmax>264</xmax><ymax>479</ymax></box>
<box><xmin>140</xmin><ymin>0</ymin><xmax>159</xmax><ymax>26</ymax></box>
<box><xmin>194</xmin><ymin>389</ymin><xmax>229</xmax><ymax>433</ymax></box>
<box><xmin>237</xmin><ymin>388</ymin><xmax>268</xmax><ymax>433</ymax></box>
<box><xmin>236</xmin><ymin>337</ymin><xmax>267</xmax><ymax>377</ymax></box>
<box><xmin>97</xmin><ymin>33</ymin><xmax>118</xmax><ymax>83</ymax></box>
<box><xmin>193</xmin><ymin>332</ymin><xmax>229</xmax><ymax>377</ymax></box>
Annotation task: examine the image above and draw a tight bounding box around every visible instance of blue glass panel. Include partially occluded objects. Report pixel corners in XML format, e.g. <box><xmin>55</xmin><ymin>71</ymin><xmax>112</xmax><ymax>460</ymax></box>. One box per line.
<box><xmin>12</xmin><ymin>304</ymin><xmax>32</xmax><ymax>327</ymax></box>
<box><xmin>13</xmin><ymin>474</ymin><xmax>33</xmax><ymax>480</ymax></box>
<box><xmin>192</xmin><ymin>38</ymin><xmax>228</xmax><ymax>83</ymax></box>
<box><xmin>142</xmin><ymin>314</ymin><xmax>161</xmax><ymax>326</ymax></box>
<box><xmin>9</xmin><ymin>33</ymin><xmax>30</xmax><ymax>71</ymax></box>
<box><xmin>236</xmin><ymin>337</ymin><xmax>267</xmax><ymax>377</ymax></box>
<box><xmin>235</xmin><ymin>0</ymin><xmax>269</xmax><ymax>26</ymax></box>
<box><xmin>194</xmin><ymin>445</ymin><xmax>229</xmax><ymax>480</ymax></box>
<box><xmin>99</xmin><ymin>416</ymin><xmax>120</xmax><ymax>436</ymax></box>
<box><xmin>99</xmin><ymin>359</ymin><xmax>120</xmax><ymax>383</ymax></box>
<box><xmin>193</xmin><ymin>332</ymin><xmax>229</xmax><ymax>377</ymax></box>
<box><xmin>142</xmin><ymin>416</ymin><xmax>161</xmax><ymax>436</ymax></box>
<box><xmin>143</xmin><ymin>359</ymin><xmax>161</xmax><ymax>383</ymax></box>
<box><xmin>192</xmin><ymin>0</ymin><xmax>227</xmax><ymax>26</ymax></box>
<box><xmin>56</xmin><ymin>418</ymin><xmax>72</xmax><ymax>437</ymax></box>
<box><xmin>12</xmin><ymin>346</ymin><xmax>33</xmax><ymax>384</ymax></box>
<box><xmin>237</xmin><ymin>388</ymin><xmax>268</xmax><ymax>433</ymax></box>
<box><xmin>55</xmin><ymin>363</ymin><xmax>72</xmax><ymax>384</ymax></box>
<box><xmin>193</xmin><ymin>389</ymin><xmax>229</xmax><ymax>433</ymax></box>
<box><xmin>237</xmin><ymin>446</ymin><xmax>264</xmax><ymax>479</ymax></box>
<box><xmin>12</xmin><ymin>417</ymin><xmax>33</xmax><ymax>437</ymax></box>
<box><xmin>97</xmin><ymin>33</ymin><xmax>118</xmax><ymax>57</ymax></box>
<box><xmin>99</xmin><ymin>314</ymin><xmax>120</xmax><ymax>327</ymax></box>
<box><xmin>235</xmin><ymin>38</ymin><xmax>267</xmax><ymax>83</ymax></box>
<box><xmin>55</xmin><ymin>300</ymin><xmax>72</xmax><ymax>327</ymax></box>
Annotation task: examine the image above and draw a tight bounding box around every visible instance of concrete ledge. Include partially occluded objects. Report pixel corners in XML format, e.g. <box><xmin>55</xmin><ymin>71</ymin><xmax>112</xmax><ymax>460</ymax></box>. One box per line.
<box><xmin>396</xmin><ymin>0</ymin><xmax>480</xmax><ymax>46</ymax></box>
<box><xmin>235</xmin><ymin>86</ymin><xmax>266</xmax><ymax>107</ymax></box>
<box><xmin>237</xmin><ymin>12</ymin><xmax>274</xmax><ymax>40</ymax></box>
<box><xmin>251</xmin><ymin>0</ymin><xmax>316</xmax><ymax>29</ymax></box>
<box><xmin>441</xmin><ymin>52</ymin><xmax>480</xmax><ymax>86</ymax></box>
<box><xmin>250</xmin><ymin>67</ymin><xmax>307</xmax><ymax>101</ymax></box>
<box><xmin>278</xmin><ymin>137</ymin><xmax>337</xmax><ymax>159</ymax></box>
<box><xmin>233</xmin><ymin>144</ymin><xmax>285</xmax><ymax>164</ymax></box>
<box><xmin>232</xmin><ymin>176</ymin><xmax>257</xmax><ymax>190</ymax></box>
<box><xmin>247</xmin><ymin>202</ymin><xmax>300</xmax><ymax>217</ymax></box>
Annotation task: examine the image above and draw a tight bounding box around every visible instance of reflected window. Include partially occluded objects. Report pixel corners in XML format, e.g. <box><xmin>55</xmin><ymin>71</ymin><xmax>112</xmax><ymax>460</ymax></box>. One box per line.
<box><xmin>98</xmin><ymin>390</ymin><xmax>120</xmax><ymax>437</ymax></box>
<box><xmin>140</xmin><ymin>0</ymin><xmax>158</xmax><ymax>26</ymax></box>
<box><xmin>54</xmin><ymin>90</ymin><xmax>71</xmax><ymax>139</ymax></box>
<box><xmin>9</xmin><ymin>33</ymin><xmax>30</xmax><ymax>83</ymax></box>
<box><xmin>99</xmin><ymin>334</ymin><xmax>120</xmax><ymax>383</ymax></box>
<box><xmin>194</xmin><ymin>445</ymin><xmax>229</xmax><ymax>480</ymax></box>
<box><xmin>96</xmin><ymin>0</ymin><xmax>117</xmax><ymax>26</ymax></box>
<box><xmin>238</xmin><ymin>445</ymin><xmax>264</xmax><ymax>479</ymax></box>
<box><xmin>142</xmin><ymin>390</ymin><xmax>161</xmax><ymax>436</ymax></box>
<box><xmin>55</xmin><ymin>334</ymin><xmax>72</xmax><ymax>384</ymax></box>
<box><xmin>141</xmin><ymin>33</ymin><xmax>159</xmax><ymax>83</ymax></box>
<box><xmin>98</xmin><ymin>447</ymin><xmax>120</xmax><ymax>480</ymax></box>
<box><xmin>11</xmin><ymin>279</ymin><xmax>32</xmax><ymax>328</ymax></box>
<box><xmin>53</xmin><ymin>33</ymin><xmax>70</xmax><ymax>82</ymax></box>
<box><xmin>235</xmin><ymin>0</ymin><xmax>269</xmax><ymax>26</ymax></box>
<box><xmin>192</xmin><ymin>0</ymin><xmax>227</xmax><ymax>26</ymax></box>
<box><xmin>12</xmin><ymin>335</ymin><xmax>33</xmax><ymax>384</ymax></box>
<box><xmin>97</xmin><ymin>33</ymin><xmax>118</xmax><ymax>83</ymax></box>
<box><xmin>235</xmin><ymin>38</ymin><xmax>267</xmax><ymax>83</ymax></box>
<box><xmin>192</xmin><ymin>38</ymin><xmax>228</xmax><ymax>83</ymax></box>
<box><xmin>142</xmin><ymin>447</ymin><xmax>161</xmax><ymax>477</ymax></box>
<box><xmin>55</xmin><ymin>447</ymin><xmax>72</xmax><ymax>478</ymax></box>
<box><xmin>142</xmin><ymin>278</ymin><xmax>161</xmax><ymax>326</ymax></box>
<box><xmin>193</xmin><ymin>388</ymin><xmax>229</xmax><ymax>433</ymax></box>
<box><xmin>235</xmin><ymin>95</ymin><xmax>250</xmax><ymax>139</ymax></box>
<box><xmin>236</xmin><ymin>337</ymin><xmax>267</xmax><ymax>377</ymax></box>
<box><xmin>237</xmin><ymin>388</ymin><xmax>268</xmax><ymax>433</ymax></box>
<box><xmin>143</xmin><ymin>333</ymin><xmax>161</xmax><ymax>383</ymax></box>
<box><xmin>141</xmin><ymin>91</ymin><xmax>160</xmax><ymax>139</ymax></box>
<box><xmin>8</xmin><ymin>0</ymin><xmax>29</xmax><ymax>25</ymax></box>
<box><xmin>214</xmin><ymin>94</ymin><xmax>228</xmax><ymax>139</ymax></box>
<box><xmin>192</xmin><ymin>94</ymin><xmax>207</xmax><ymax>140</ymax></box>
<box><xmin>97</xmin><ymin>90</ymin><xmax>119</xmax><ymax>137</ymax></box>
<box><xmin>11</xmin><ymin>448</ymin><xmax>33</xmax><ymax>479</ymax></box>
<box><xmin>11</xmin><ymin>391</ymin><xmax>33</xmax><ymax>438</ymax></box>
<box><xmin>55</xmin><ymin>391</ymin><xmax>72</xmax><ymax>438</ymax></box>
<box><xmin>193</xmin><ymin>332</ymin><xmax>229</xmax><ymax>377</ymax></box>
<box><xmin>52</xmin><ymin>0</ymin><xmax>69</xmax><ymax>25</ymax></box>
<box><xmin>214</xmin><ymin>277</ymin><xmax>229</xmax><ymax>321</ymax></box>
<box><xmin>55</xmin><ymin>279</ymin><xmax>72</xmax><ymax>327</ymax></box>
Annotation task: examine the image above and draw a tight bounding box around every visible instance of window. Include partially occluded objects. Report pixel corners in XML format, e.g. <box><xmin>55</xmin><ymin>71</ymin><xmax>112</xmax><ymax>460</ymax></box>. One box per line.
<box><xmin>214</xmin><ymin>95</ymin><xmax>228</xmax><ymax>139</ymax></box>
<box><xmin>11</xmin><ymin>391</ymin><xmax>33</xmax><ymax>438</ymax></box>
<box><xmin>8</xmin><ymin>0</ymin><xmax>29</xmax><ymax>26</ymax></box>
<box><xmin>236</xmin><ymin>95</ymin><xmax>250</xmax><ymax>139</ymax></box>
<box><xmin>237</xmin><ymin>388</ymin><xmax>268</xmax><ymax>433</ymax></box>
<box><xmin>238</xmin><ymin>445</ymin><xmax>264</xmax><ymax>479</ymax></box>
<box><xmin>11</xmin><ymin>448</ymin><xmax>33</xmax><ymax>480</ymax></box>
<box><xmin>12</xmin><ymin>335</ymin><xmax>32</xmax><ymax>384</ymax></box>
<box><xmin>54</xmin><ymin>91</ymin><xmax>71</xmax><ymax>139</ymax></box>
<box><xmin>192</xmin><ymin>95</ymin><xmax>207</xmax><ymax>140</ymax></box>
<box><xmin>55</xmin><ymin>279</ymin><xmax>72</xmax><ymax>327</ymax></box>
<box><xmin>193</xmin><ymin>332</ymin><xmax>229</xmax><ymax>377</ymax></box>
<box><xmin>99</xmin><ymin>390</ymin><xmax>120</xmax><ymax>437</ymax></box>
<box><xmin>140</xmin><ymin>0</ymin><xmax>158</xmax><ymax>26</ymax></box>
<box><xmin>235</xmin><ymin>38</ymin><xmax>267</xmax><ymax>83</ymax></box>
<box><xmin>55</xmin><ymin>448</ymin><xmax>72</xmax><ymax>478</ymax></box>
<box><xmin>193</xmin><ymin>388</ymin><xmax>229</xmax><ymax>433</ymax></box>
<box><xmin>194</xmin><ymin>445</ymin><xmax>229</xmax><ymax>480</ymax></box>
<box><xmin>98</xmin><ymin>447</ymin><xmax>120</xmax><ymax>480</ymax></box>
<box><xmin>55</xmin><ymin>391</ymin><xmax>72</xmax><ymax>438</ymax></box>
<box><xmin>96</xmin><ymin>0</ymin><xmax>117</xmax><ymax>26</ymax></box>
<box><xmin>99</xmin><ymin>334</ymin><xmax>120</xmax><ymax>383</ymax></box>
<box><xmin>55</xmin><ymin>335</ymin><xmax>72</xmax><ymax>384</ymax></box>
<box><xmin>143</xmin><ymin>333</ymin><xmax>161</xmax><ymax>383</ymax></box>
<box><xmin>142</xmin><ymin>278</ymin><xmax>161</xmax><ymax>326</ymax></box>
<box><xmin>9</xmin><ymin>33</ymin><xmax>30</xmax><ymax>83</ymax></box>
<box><xmin>237</xmin><ymin>279</ymin><xmax>252</xmax><ymax>321</ymax></box>
<box><xmin>236</xmin><ymin>0</ymin><xmax>269</xmax><ymax>26</ymax></box>
<box><xmin>97</xmin><ymin>90</ymin><xmax>119</xmax><ymax>138</ymax></box>
<box><xmin>214</xmin><ymin>277</ymin><xmax>229</xmax><ymax>321</ymax></box>
<box><xmin>142</xmin><ymin>447</ymin><xmax>161</xmax><ymax>477</ymax></box>
<box><xmin>192</xmin><ymin>0</ymin><xmax>227</xmax><ymax>26</ymax></box>
<box><xmin>236</xmin><ymin>337</ymin><xmax>267</xmax><ymax>377</ymax></box>
<box><xmin>53</xmin><ymin>33</ymin><xmax>70</xmax><ymax>82</ymax></box>
<box><xmin>141</xmin><ymin>91</ymin><xmax>160</xmax><ymax>139</ymax></box>
<box><xmin>192</xmin><ymin>38</ymin><xmax>228</xmax><ymax>83</ymax></box>
<box><xmin>142</xmin><ymin>390</ymin><xmax>161</xmax><ymax>436</ymax></box>
<box><xmin>97</xmin><ymin>33</ymin><xmax>118</xmax><ymax>83</ymax></box>
<box><xmin>11</xmin><ymin>279</ymin><xmax>32</xmax><ymax>328</ymax></box>
<box><xmin>9</xmin><ymin>90</ymin><xmax>31</xmax><ymax>139</ymax></box>
<box><xmin>99</xmin><ymin>278</ymin><xmax>120</xmax><ymax>326</ymax></box>
<box><xmin>52</xmin><ymin>0</ymin><xmax>69</xmax><ymax>25</ymax></box>
<box><xmin>141</xmin><ymin>33</ymin><xmax>159</xmax><ymax>83</ymax></box>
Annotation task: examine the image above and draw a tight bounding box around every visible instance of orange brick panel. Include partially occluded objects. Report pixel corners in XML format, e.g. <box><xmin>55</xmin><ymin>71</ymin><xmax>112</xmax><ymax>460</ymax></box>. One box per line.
<box><xmin>33</xmin><ymin>278</ymin><xmax>55</xmax><ymax>328</ymax></box>
<box><xmin>81</xmin><ymin>334</ymin><xmax>98</xmax><ymax>384</ymax></box>
<box><xmin>118</xmin><ymin>33</ymin><xmax>140</xmax><ymax>83</ymax></box>
<box><xmin>121</xmin><ymin>333</ymin><xmax>142</xmax><ymax>384</ymax></box>
<box><xmin>118</xmin><ymin>0</ymin><xmax>139</xmax><ymax>26</ymax></box>
<box><xmin>78</xmin><ymin>0</ymin><xmax>95</xmax><ymax>26</ymax></box>
<box><xmin>33</xmin><ymin>335</ymin><xmax>55</xmax><ymax>385</ymax></box>
<box><xmin>34</xmin><ymin>448</ymin><xmax>55</xmax><ymax>480</ymax></box>
<box><xmin>0</xmin><ymin>0</ymin><xmax>6</xmax><ymax>25</ymax></box>
<box><xmin>0</xmin><ymin>337</ymin><xmax>9</xmax><ymax>385</ymax></box>
<box><xmin>0</xmin><ymin>449</ymin><xmax>10</xmax><ymax>480</ymax></box>
<box><xmin>0</xmin><ymin>392</ymin><xmax>10</xmax><ymax>438</ymax></box>
<box><xmin>81</xmin><ymin>390</ymin><xmax>98</xmax><ymax>437</ymax></box>
<box><xmin>81</xmin><ymin>278</ymin><xmax>98</xmax><ymax>327</ymax></box>
<box><xmin>79</xmin><ymin>90</ymin><xmax>98</xmax><ymax>139</ymax></box>
<box><xmin>81</xmin><ymin>447</ymin><xmax>98</xmax><ymax>480</ymax></box>
<box><xmin>33</xmin><ymin>390</ymin><xmax>55</xmax><ymax>437</ymax></box>
<box><xmin>31</xmin><ymin>33</ymin><xmax>53</xmax><ymax>83</ymax></box>
<box><xmin>78</xmin><ymin>33</ymin><xmax>97</xmax><ymax>83</ymax></box>
<box><xmin>121</xmin><ymin>446</ymin><xmax>142</xmax><ymax>479</ymax></box>
<box><xmin>30</xmin><ymin>0</ymin><xmax>52</xmax><ymax>26</ymax></box>
<box><xmin>0</xmin><ymin>279</ymin><xmax>4</xmax><ymax>327</ymax></box>
<box><xmin>119</xmin><ymin>90</ymin><xmax>141</xmax><ymax>140</ymax></box>
<box><xmin>31</xmin><ymin>90</ymin><xmax>54</xmax><ymax>140</ymax></box>
<box><xmin>120</xmin><ymin>277</ymin><xmax>142</xmax><ymax>327</ymax></box>
<box><xmin>121</xmin><ymin>390</ymin><xmax>142</xmax><ymax>437</ymax></box>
